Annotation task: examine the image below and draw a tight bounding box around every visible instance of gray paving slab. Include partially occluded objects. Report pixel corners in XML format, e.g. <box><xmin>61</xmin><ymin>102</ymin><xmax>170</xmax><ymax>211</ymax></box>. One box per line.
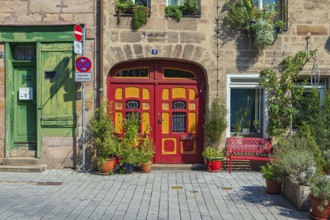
<box><xmin>0</xmin><ymin>169</ymin><xmax>309</xmax><ymax>220</ymax></box>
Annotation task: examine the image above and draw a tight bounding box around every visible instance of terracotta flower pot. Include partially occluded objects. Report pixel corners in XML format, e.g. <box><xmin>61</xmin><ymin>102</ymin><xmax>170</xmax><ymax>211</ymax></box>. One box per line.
<box><xmin>265</xmin><ymin>179</ymin><xmax>281</xmax><ymax>194</ymax></box>
<box><xmin>100</xmin><ymin>158</ymin><xmax>116</xmax><ymax>174</ymax></box>
<box><xmin>140</xmin><ymin>162</ymin><xmax>152</xmax><ymax>173</ymax></box>
<box><xmin>309</xmin><ymin>195</ymin><xmax>330</xmax><ymax>220</ymax></box>
<box><xmin>206</xmin><ymin>159</ymin><xmax>223</xmax><ymax>172</ymax></box>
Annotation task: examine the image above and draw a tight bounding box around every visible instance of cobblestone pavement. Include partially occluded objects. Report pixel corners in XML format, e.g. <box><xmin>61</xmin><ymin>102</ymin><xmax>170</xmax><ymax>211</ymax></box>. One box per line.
<box><xmin>0</xmin><ymin>169</ymin><xmax>309</xmax><ymax>220</ymax></box>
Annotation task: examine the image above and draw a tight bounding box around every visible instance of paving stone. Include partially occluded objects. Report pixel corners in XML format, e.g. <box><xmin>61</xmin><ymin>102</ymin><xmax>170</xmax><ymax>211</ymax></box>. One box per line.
<box><xmin>0</xmin><ymin>170</ymin><xmax>311</xmax><ymax>220</ymax></box>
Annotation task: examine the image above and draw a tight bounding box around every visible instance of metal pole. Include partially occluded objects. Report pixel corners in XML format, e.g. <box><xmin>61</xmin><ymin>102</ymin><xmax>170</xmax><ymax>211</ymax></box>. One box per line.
<box><xmin>81</xmin><ymin>26</ymin><xmax>86</xmax><ymax>172</ymax></box>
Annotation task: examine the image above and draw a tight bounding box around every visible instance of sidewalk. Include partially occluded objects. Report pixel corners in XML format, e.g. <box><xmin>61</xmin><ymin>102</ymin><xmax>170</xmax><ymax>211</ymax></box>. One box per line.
<box><xmin>0</xmin><ymin>169</ymin><xmax>309</xmax><ymax>220</ymax></box>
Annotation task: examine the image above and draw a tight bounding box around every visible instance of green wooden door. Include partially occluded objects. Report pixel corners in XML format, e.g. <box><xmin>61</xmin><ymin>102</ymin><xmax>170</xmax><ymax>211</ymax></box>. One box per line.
<box><xmin>40</xmin><ymin>43</ymin><xmax>76</xmax><ymax>128</ymax></box>
<box><xmin>13</xmin><ymin>66</ymin><xmax>37</xmax><ymax>150</ymax></box>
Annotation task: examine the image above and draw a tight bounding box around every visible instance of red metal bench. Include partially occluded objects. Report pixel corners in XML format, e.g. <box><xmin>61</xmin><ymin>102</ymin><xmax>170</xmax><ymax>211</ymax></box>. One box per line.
<box><xmin>226</xmin><ymin>137</ymin><xmax>272</xmax><ymax>174</ymax></box>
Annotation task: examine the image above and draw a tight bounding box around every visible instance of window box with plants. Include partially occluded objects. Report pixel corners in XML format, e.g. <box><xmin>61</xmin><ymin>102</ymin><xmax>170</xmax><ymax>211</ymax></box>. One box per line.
<box><xmin>115</xmin><ymin>0</ymin><xmax>149</xmax><ymax>30</ymax></box>
<box><xmin>309</xmin><ymin>176</ymin><xmax>330</xmax><ymax>220</ymax></box>
<box><xmin>203</xmin><ymin>98</ymin><xmax>227</xmax><ymax>172</ymax></box>
<box><xmin>90</xmin><ymin>102</ymin><xmax>119</xmax><ymax>174</ymax></box>
<box><xmin>223</xmin><ymin>0</ymin><xmax>284</xmax><ymax>50</ymax></box>
<box><xmin>260</xmin><ymin>163</ymin><xmax>282</xmax><ymax>194</ymax></box>
<box><xmin>165</xmin><ymin>0</ymin><xmax>200</xmax><ymax>22</ymax></box>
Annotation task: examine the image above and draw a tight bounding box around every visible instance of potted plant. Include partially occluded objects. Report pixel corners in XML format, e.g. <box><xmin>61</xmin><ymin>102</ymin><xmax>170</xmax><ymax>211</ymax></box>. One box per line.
<box><xmin>203</xmin><ymin>98</ymin><xmax>227</xmax><ymax>171</ymax></box>
<box><xmin>309</xmin><ymin>176</ymin><xmax>330</xmax><ymax>219</ymax></box>
<box><xmin>202</xmin><ymin>146</ymin><xmax>225</xmax><ymax>172</ymax></box>
<box><xmin>90</xmin><ymin>101</ymin><xmax>119</xmax><ymax>174</ymax></box>
<box><xmin>117</xmin><ymin>113</ymin><xmax>141</xmax><ymax>174</ymax></box>
<box><xmin>260</xmin><ymin>163</ymin><xmax>282</xmax><ymax>194</ymax></box>
<box><xmin>137</xmin><ymin>135</ymin><xmax>155</xmax><ymax>173</ymax></box>
<box><xmin>272</xmin><ymin>135</ymin><xmax>319</xmax><ymax>210</ymax></box>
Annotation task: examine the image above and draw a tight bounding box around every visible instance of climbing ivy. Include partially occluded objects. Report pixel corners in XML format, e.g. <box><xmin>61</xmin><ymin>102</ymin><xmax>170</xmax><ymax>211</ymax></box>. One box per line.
<box><xmin>260</xmin><ymin>50</ymin><xmax>317</xmax><ymax>137</ymax></box>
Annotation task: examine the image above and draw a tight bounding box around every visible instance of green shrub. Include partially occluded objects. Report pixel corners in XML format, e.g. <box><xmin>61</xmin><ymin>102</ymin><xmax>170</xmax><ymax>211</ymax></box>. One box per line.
<box><xmin>137</xmin><ymin>136</ymin><xmax>155</xmax><ymax>163</ymax></box>
<box><xmin>204</xmin><ymin>98</ymin><xmax>227</xmax><ymax>147</ymax></box>
<box><xmin>260</xmin><ymin>163</ymin><xmax>281</xmax><ymax>181</ymax></box>
<box><xmin>202</xmin><ymin>146</ymin><xmax>224</xmax><ymax>159</ymax></box>
<box><xmin>223</xmin><ymin>0</ymin><xmax>255</xmax><ymax>31</ymax></box>
<box><xmin>273</xmin><ymin>143</ymin><xmax>317</xmax><ymax>185</ymax></box>
<box><xmin>117</xmin><ymin>113</ymin><xmax>140</xmax><ymax>166</ymax></box>
<box><xmin>323</xmin><ymin>150</ymin><xmax>330</xmax><ymax>171</ymax></box>
<box><xmin>316</xmin><ymin>94</ymin><xmax>330</xmax><ymax>150</ymax></box>
<box><xmin>251</xmin><ymin>18</ymin><xmax>275</xmax><ymax>49</ymax></box>
<box><xmin>90</xmin><ymin>102</ymin><xmax>119</xmax><ymax>168</ymax></box>
<box><xmin>165</xmin><ymin>5</ymin><xmax>183</xmax><ymax>22</ymax></box>
<box><xmin>182</xmin><ymin>0</ymin><xmax>197</xmax><ymax>14</ymax></box>
<box><xmin>310</xmin><ymin>176</ymin><xmax>330</xmax><ymax>211</ymax></box>
<box><xmin>132</xmin><ymin>5</ymin><xmax>148</xmax><ymax>30</ymax></box>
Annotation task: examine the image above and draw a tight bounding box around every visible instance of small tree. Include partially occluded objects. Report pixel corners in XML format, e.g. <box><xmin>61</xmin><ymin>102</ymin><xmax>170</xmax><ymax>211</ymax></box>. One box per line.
<box><xmin>90</xmin><ymin>101</ymin><xmax>119</xmax><ymax>168</ymax></box>
<box><xmin>260</xmin><ymin>50</ymin><xmax>316</xmax><ymax>137</ymax></box>
<box><xmin>204</xmin><ymin>98</ymin><xmax>228</xmax><ymax>148</ymax></box>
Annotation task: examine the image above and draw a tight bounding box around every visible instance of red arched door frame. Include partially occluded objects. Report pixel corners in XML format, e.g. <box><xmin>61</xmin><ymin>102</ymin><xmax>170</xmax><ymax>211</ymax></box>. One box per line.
<box><xmin>107</xmin><ymin>60</ymin><xmax>205</xmax><ymax>164</ymax></box>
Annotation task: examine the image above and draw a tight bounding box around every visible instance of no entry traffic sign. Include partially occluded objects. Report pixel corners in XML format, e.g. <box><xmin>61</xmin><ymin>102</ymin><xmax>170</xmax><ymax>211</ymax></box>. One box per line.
<box><xmin>74</xmin><ymin>24</ymin><xmax>83</xmax><ymax>42</ymax></box>
<box><xmin>75</xmin><ymin>56</ymin><xmax>92</xmax><ymax>72</ymax></box>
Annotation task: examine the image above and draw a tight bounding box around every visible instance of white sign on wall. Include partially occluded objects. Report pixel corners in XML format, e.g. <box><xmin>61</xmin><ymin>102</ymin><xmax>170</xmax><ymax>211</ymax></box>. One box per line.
<box><xmin>75</xmin><ymin>72</ymin><xmax>92</xmax><ymax>82</ymax></box>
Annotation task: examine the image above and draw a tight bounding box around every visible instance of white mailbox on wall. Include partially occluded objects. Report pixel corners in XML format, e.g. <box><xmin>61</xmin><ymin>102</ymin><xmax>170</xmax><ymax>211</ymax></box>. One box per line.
<box><xmin>19</xmin><ymin>87</ymin><xmax>33</xmax><ymax>100</ymax></box>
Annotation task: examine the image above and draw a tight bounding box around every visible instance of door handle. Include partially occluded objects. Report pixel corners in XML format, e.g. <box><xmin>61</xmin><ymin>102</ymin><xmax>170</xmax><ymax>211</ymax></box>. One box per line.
<box><xmin>157</xmin><ymin>113</ymin><xmax>162</xmax><ymax>125</ymax></box>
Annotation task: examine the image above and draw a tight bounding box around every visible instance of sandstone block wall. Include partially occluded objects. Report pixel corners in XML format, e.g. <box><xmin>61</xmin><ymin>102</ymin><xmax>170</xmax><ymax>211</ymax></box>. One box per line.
<box><xmin>103</xmin><ymin>0</ymin><xmax>330</xmax><ymax>148</ymax></box>
<box><xmin>104</xmin><ymin>0</ymin><xmax>330</xmax><ymax>101</ymax></box>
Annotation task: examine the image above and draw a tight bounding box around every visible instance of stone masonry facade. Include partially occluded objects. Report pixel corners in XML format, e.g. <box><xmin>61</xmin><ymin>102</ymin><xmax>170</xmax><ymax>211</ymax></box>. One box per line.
<box><xmin>0</xmin><ymin>0</ymin><xmax>330</xmax><ymax>168</ymax></box>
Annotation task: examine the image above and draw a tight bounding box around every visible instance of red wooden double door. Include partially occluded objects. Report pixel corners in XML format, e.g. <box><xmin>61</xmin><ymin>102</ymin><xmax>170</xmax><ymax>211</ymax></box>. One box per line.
<box><xmin>107</xmin><ymin>60</ymin><xmax>205</xmax><ymax>164</ymax></box>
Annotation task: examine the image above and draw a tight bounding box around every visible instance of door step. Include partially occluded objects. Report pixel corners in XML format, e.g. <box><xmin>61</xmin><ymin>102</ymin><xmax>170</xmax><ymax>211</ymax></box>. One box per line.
<box><xmin>0</xmin><ymin>158</ymin><xmax>47</xmax><ymax>173</ymax></box>
<box><xmin>152</xmin><ymin>164</ymin><xmax>205</xmax><ymax>170</ymax></box>
<box><xmin>0</xmin><ymin>165</ymin><xmax>47</xmax><ymax>173</ymax></box>
<box><xmin>2</xmin><ymin>158</ymin><xmax>38</xmax><ymax>166</ymax></box>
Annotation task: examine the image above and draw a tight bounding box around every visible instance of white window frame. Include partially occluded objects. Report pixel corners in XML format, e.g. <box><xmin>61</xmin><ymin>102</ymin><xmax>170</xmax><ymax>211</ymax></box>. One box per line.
<box><xmin>226</xmin><ymin>74</ymin><xmax>268</xmax><ymax>138</ymax></box>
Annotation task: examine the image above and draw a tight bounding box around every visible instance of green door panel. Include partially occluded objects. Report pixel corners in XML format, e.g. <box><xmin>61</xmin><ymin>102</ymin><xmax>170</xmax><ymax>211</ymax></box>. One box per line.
<box><xmin>40</xmin><ymin>43</ymin><xmax>76</xmax><ymax>128</ymax></box>
<box><xmin>13</xmin><ymin>66</ymin><xmax>37</xmax><ymax>149</ymax></box>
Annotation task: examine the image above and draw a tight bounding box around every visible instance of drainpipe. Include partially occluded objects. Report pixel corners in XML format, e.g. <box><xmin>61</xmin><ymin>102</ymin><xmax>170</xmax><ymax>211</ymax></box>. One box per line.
<box><xmin>98</xmin><ymin>0</ymin><xmax>104</xmax><ymax>105</ymax></box>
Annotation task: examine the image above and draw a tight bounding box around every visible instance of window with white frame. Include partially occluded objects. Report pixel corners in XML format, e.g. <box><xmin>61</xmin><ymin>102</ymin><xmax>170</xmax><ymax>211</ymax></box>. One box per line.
<box><xmin>166</xmin><ymin>0</ymin><xmax>201</xmax><ymax>16</ymax></box>
<box><xmin>292</xmin><ymin>80</ymin><xmax>326</xmax><ymax>131</ymax></box>
<box><xmin>227</xmin><ymin>75</ymin><xmax>267</xmax><ymax>138</ymax></box>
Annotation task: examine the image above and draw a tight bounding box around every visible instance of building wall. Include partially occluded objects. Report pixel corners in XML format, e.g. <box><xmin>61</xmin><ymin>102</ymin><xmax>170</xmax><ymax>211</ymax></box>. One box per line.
<box><xmin>103</xmin><ymin>0</ymin><xmax>330</xmax><ymax>147</ymax></box>
<box><xmin>0</xmin><ymin>0</ymin><xmax>329</xmax><ymax>167</ymax></box>
<box><xmin>103</xmin><ymin>0</ymin><xmax>330</xmax><ymax>89</ymax></box>
<box><xmin>0</xmin><ymin>0</ymin><xmax>98</xmax><ymax>169</ymax></box>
